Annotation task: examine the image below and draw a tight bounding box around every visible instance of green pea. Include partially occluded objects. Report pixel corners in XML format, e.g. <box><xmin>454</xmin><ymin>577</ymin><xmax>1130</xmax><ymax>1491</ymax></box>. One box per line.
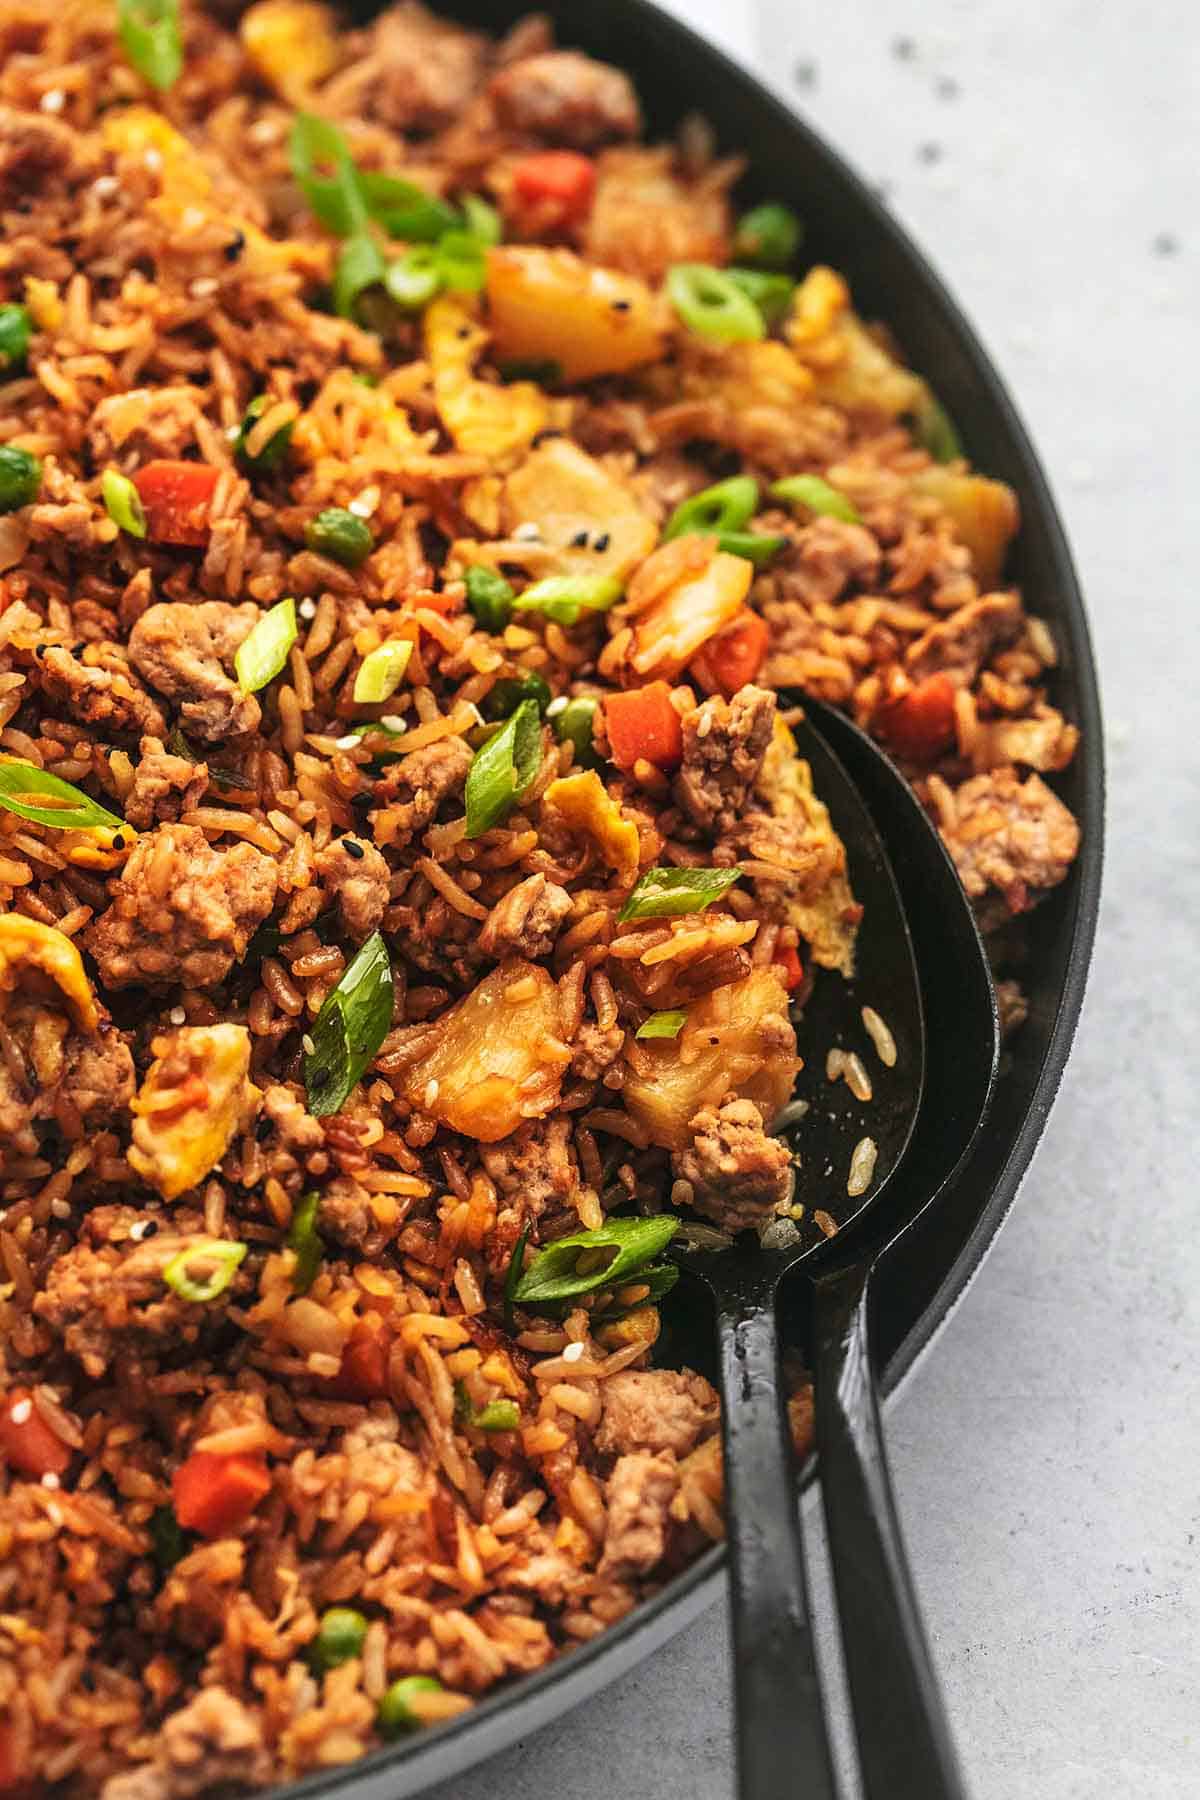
<box><xmin>733</xmin><ymin>202</ymin><xmax>804</xmax><ymax>270</ymax></box>
<box><xmin>235</xmin><ymin>395</ymin><xmax>293</xmax><ymax>473</ymax></box>
<box><xmin>313</xmin><ymin>1607</ymin><xmax>368</xmax><ymax>1671</ymax></box>
<box><xmin>464</xmin><ymin>564</ymin><xmax>515</xmax><ymax>633</ymax></box>
<box><xmin>377</xmin><ymin>1675</ymin><xmax>444</xmax><ymax>1737</ymax></box>
<box><xmin>551</xmin><ymin>695</ymin><xmax>600</xmax><ymax>766</ymax></box>
<box><xmin>483</xmin><ymin>673</ymin><xmax>552</xmax><ymax>720</ymax></box>
<box><xmin>305</xmin><ymin>507</ymin><xmax>374</xmax><ymax>568</ymax></box>
<box><xmin>0</xmin><ymin>446</ymin><xmax>41</xmax><ymax>513</ymax></box>
<box><xmin>0</xmin><ymin>304</ymin><xmax>32</xmax><ymax>374</ymax></box>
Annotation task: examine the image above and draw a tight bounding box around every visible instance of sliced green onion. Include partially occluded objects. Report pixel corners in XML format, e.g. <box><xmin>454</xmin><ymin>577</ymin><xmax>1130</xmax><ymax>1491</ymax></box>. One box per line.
<box><xmin>636</xmin><ymin>1009</ymin><xmax>687</xmax><ymax>1041</ymax></box>
<box><xmin>118</xmin><ymin>0</ymin><xmax>182</xmax><ymax>92</ymax></box>
<box><xmin>503</xmin><ymin>1222</ymin><xmax>531</xmax><ymax>1333</ymax></box>
<box><xmin>513</xmin><ymin>1215</ymin><xmax>679</xmax><ymax>1306</ymax></box>
<box><xmin>512</xmin><ymin>573</ymin><xmax>622</xmax><ymax>628</ymax></box>
<box><xmin>332</xmin><ymin>233</ymin><xmax>387</xmax><ymax>320</ymax></box>
<box><xmin>483</xmin><ymin>672</ymin><xmax>551</xmax><ymax>720</ymax></box>
<box><xmin>912</xmin><ymin>395</ymin><xmax>962</xmax><ymax>463</ymax></box>
<box><xmin>663</xmin><ymin>476</ymin><xmax>759</xmax><ymax>542</ymax></box>
<box><xmin>378</xmin><ymin>1675</ymin><xmax>444</xmax><ymax>1738</ymax></box>
<box><xmin>357</xmin><ymin>171</ymin><xmax>458</xmax><ymax>243</ymax></box>
<box><xmin>0</xmin><ymin>304</ymin><xmax>32</xmax><ymax>374</ymax></box>
<box><xmin>346</xmin><ymin>719</ymin><xmax>407</xmax><ymax>741</ymax></box>
<box><xmin>464</xmin><ymin>564</ymin><xmax>514</xmax><ymax>633</ymax></box>
<box><xmin>235</xmin><ymin>599</ymin><xmax>297</xmax><ymax>694</ymax></box>
<box><xmin>286</xmin><ymin>1191</ymin><xmax>324</xmax><ymax>1294</ymax></box>
<box><xmin>714</xmin><ymin>530</ymin><xmax>786</xmax><ymax>566</ymax></box>
<box><xmin>0</xmin><ymin>446</ymin><xmax>41</xmax><ymax>513</ymax></box>
<box><xmin>149</xmin><ymin>1504</ymin><xmax>191</xmax><ymax>1571</ymax></box>
<box><xmin>619</xmin><ymin>865</ymin><xmax>741</xmax><ymax>922</ymax></box>
<box><xmin>551</xmin><ymin>695</ymin><xmax>600</xmax><ymax>767</ymax></box>
<box><xmin>724</xmin><ymin>267</ymin><xmax>795</xmax><ymax>326</ymax></box>
<box><xmin>305</xmin><ymin>507</ymin><xmax>374</xmax><ymax>567</ymax></box>
<box><xmin>162</xmin><ymin>1239</ymin><xmax>247</xmax><ymax>1303</ymax></box>
<box><xmin>0</xmin><ymin>761</ymin><xmax>124</xmax><ymax>832</ymax></box>
<box><xmin>435</xmin><ymin>230</ymin><xmax>487</xmax><ymax>294</ymax></box>
<box><xmin>305</xmin><ymin>931</ymin><xmax>394</xmax><ymax>1118</ymax></box>
<box><xmin>667</xmin><ymin>263</ymin><xmax>765</xmax><ymax>343</ymax></box>
<box><xmin>353</xmin><ymin>638</ymin><xmax>413</xmax><ymax>704</ymax></box>
<box><xmin>596</xmin><ymin>1260</ymin><xmax>680</xmax><ymax>1320</ymax></box>
<box><xmin>769</xmin><ymin>473</ymin><xmax>862</xmax><ymax>524</ymax></box>
<box><xmin>235</xmin><ymin>396</ymin><xmax>293</xmax><ymax>473</ymax></box>
<box><xmin>290</xmin><ymin>114</ymin><xmax>367</xmax><ymax>237</ymax></box>
<box><xmin>470</xmin><ymin>1399</ymin><xmax>520</xmax><ymax>1433</ymax></box>
<box><xmin>313</xmin><ymin>1607</ymin><xmax>367</xmax><ymax>1671</ymax></box>
<box><xmin>101</xmin><ymin>469</ymin><xmax>147</xmax><ymax>538</ymax></box>
<box><xmin>464</xmin><ymin>697</ymin><xmax>542</xmax><ymax>839</ymax></box>
<box><xmin>384</xmin><ymin>246</ymin><xmax>442</xmax><ymax>312</ymax></box>
<box><xmin>460</xmin><ymin>193</ymin><xmax>502</xmax><ymax>245</ymax></box>
<box><xmin>733</xmin><ymin>202</ymin><xmax>804</xmax><ymax>270</ymax></box>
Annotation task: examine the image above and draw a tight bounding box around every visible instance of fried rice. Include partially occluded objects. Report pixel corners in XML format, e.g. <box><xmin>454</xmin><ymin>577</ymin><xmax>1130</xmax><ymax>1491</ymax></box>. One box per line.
<box><xmin>0</xmin><ymin>2</ymin><xmax>1081</xmax><ymax>1792</ymax></box>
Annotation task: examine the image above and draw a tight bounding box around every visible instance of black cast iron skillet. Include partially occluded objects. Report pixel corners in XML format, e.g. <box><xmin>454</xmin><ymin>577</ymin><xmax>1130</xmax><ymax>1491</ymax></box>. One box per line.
<box><xmin>295</xmin><ymin>3</ymin><xmax>1106</xmax><ymax>1795</ymax></box>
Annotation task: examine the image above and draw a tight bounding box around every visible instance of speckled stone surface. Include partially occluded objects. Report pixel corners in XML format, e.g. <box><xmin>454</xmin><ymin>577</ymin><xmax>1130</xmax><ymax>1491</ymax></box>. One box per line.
<box><xmin>425</xmin><ymin>5</ymin><xmax>1198</xmax><ymax>1795</ymax></box>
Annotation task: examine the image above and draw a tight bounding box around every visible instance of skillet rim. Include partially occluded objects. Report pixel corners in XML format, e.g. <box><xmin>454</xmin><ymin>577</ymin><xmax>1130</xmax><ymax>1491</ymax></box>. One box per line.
<box><xmin>269</xmin><ymin>0</ymin><xmax>1107</xmax><ymax>1789</ymax></box>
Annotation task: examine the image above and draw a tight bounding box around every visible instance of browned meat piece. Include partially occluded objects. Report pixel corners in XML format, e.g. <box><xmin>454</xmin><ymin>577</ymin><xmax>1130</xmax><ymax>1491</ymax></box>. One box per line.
<box><xmin>85</xmin><ymin>823</ymin><xmax>277</xmax><ymax>990</ymax></box>
<box><xmin>481</xmin><ymin>1116</ymin><xmax>575</xmax><ymax>1218</ymax></box>
<box><xmin>123</xmin><ymin>735</ymin><xmax>208</xmax><ymax>829</ymax></box>
<box><xmin>478</xmin><ymin>872</ymin><xmax>571</xmax><ymax>959</ymax></box>
<box><xmin>100</xmin><ymin>1687</ymin><xmax>269</xmax><ymax>1800</ymax></box>
<box><xmin>775</xmin><ymin>516</ymin><xmax>882</xmax><ymax>609</ymax></box>
<box><xmin>261</xmin><ymin>1083</ymin><xmax>324</xmax><ymax>1156</ymax></box>
<box><xmin>585</xmin><ymin>147</ymin><xmax>732</xmax><ymax>281</ymax></box>
<box><xmin>599</xmin><ymin>1451</ymin><xmax>677</xmax><ymax>1578</ymax></box>
<box><xmin>906</xmin><ymin>591</ymin><xmax>1023</xmax><ymax>684</ymax></box>
<box><xmin>127</xmin><ymin>602</ymin><xmax>262</xmax><ymax>743</ymax></box>
<box><xmin>971</xmin><ymin>707</ymin><xmax>1079</xmax><ymax>775</ymax></box>
<box><xmin>317</xmin><ymin>1173</ymin><xmax>400</xmax><ymax>1255</ymax></box>
<box><xmin>0</xmin><ymin>1004</ymin><xmax>133</xmax><ymax>1162</ymax></box>
<box><xmin>86</xmin><ymin>387</ymin><xmax>208</xmax><ymax>467</ymax></box>
<box><xmin>571</xmin><ymin>1020</ymin><xmax>625</xmax><ymax>1081</ymax></box>
<box><xmin>33</xmin><ymin>1235</ymin><xmax>218</xmax><ymax>1377</ymax></box>
<box><xmin>594</xmin><ymin>1367</ymin><xmax>719</xmax><ymax>1460</ymax></box>
<box><xmin>59</xmin><ymin>1029</ymin><xmax>136</xmax><ymax>1128</ymax></box>
<box><xmin>0</xmin><ymin>104</ymin><xmax>96</xmax><ymax>205</ymax></box>
<box><xmin>933</xmin><ymin>768</ymin><xmax>1080</xmax><ymax>913</ymax></box>
<box><xmin>36</xmin><ymin>643</ymin><xmax>167</xmax><ymax>738</ymax></box>
<box><xmin>366</xmin><ymin>3</ymin><xmax>488</xmax><ymax>133</ymax></box>
<box><xmin>673</xmin><ymin>1096</ymin><xmax>793</xmax><ymax>1234</ymax></box>
<box><xmin>315</xmin><ymin>834</ymin><xmax>390</xmax><ymax>941</ymax></box>
<box><xmin>674</xmin><ymin>683</ymin><xmax>776</xmax><ymax>832</ymax></box>
<box><xmin>371</xmin><ymin>736</ymin><xmax>472</xmax><ymax>846</ymax></box>
<box><xmin>489</xmin><ymin>51</ymin><xmax>641</xmax><ymax>147</ymax></box>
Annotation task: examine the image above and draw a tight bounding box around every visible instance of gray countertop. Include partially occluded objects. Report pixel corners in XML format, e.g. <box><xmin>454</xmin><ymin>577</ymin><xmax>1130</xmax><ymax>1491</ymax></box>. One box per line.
<box><xmin>428</xmin><ymin>4</ymin><xmax>1198</xmax><ymax>1794</ymax></box>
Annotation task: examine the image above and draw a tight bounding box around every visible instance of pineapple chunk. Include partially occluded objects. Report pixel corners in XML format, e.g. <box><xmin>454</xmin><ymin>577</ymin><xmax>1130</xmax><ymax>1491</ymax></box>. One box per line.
<box><xmin>747</xmin><ymin>719</ymin><xmax>861</xmax><ymax>977</ymax></box>
<box><xmin>542</xmin><ymin>771</ymin><xmax>640</xmax><ymax>885</ymax></box>
<box><xmin>787</xmin><ymin>267</ymin><xmax>928</xmax><ymax>417</ymax></box>
<box><xmin>0</xmin><ymin>915</ymin><xmax>98</xmax><ymax>1033</ymax></box>
<box><xmin>241</xmin><ymin>0</ymin><xmax>339</xmax><ymax>102</ymax></box>
<box><xmin>402</xmin><ymin>961</ymin><xmax>571</xmax><ymax>1143</ymax></box>
<box><xmin>908</xmin><ymin>467</ymin><xmax>1019</xmax><ymax>588</ymax></box>
<box><xmin>129</xmin><ymin>1024</ymin><xmax>260</xmax><ymax>1201</ymax></box>
<box><xmin>624</xmin><ymin>969</ymin><xmax>799</xmax><ymax>1151</ymax></box>
<box><xmin>425</xmin><ymin>294</ymin><xmax>549</xmax><ymax>460</ymax></box>
<box><xmin>502</xmin><ymin>439</ymin><xmax>657</xmax><ymax>581</ymax></box>
<box><xmin>486</xmin><ymin>246</ymin><xmax>666</xmax><ymax>383</ymax></box>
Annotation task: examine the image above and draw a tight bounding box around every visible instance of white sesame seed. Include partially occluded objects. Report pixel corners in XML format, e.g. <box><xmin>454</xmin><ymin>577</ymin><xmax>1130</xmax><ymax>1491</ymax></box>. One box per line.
<box><xmin>301</xmin><ymin>1034</ymin><xmax>316</xmax><ymax>1056</ymax></box>
<box><xmin>423</xmin><ymin>1079</ymin><xmax>440</xmax><ymax>1107</ymax></box>
<box><xmin>180</xmin><ymin>207</ymin><xmax>206</xmax><ymax>231</ymax></box>
<box><xmin>143</xmin><ymin>148</ymin><xmax>163</xmax><ymax>172</ymax></box>
<box><xmin>40</xmin><ymin>89</ymin><xmax>66</xmax><ymax>115</ymax></box>
<box><xmin>512</xmin><ymin>522</ymin><xmax>541</xmax><ymax>542</ymax></box>
<box><xmin>10</xmin><ymin>1399</ymin><xmax>32</xmax><ymax>1424</ymax></box>
<box><xmin>380</xmin><ymin>714</ymin><xmax>406</xmax><ymax>732</ymax></box>
<box><xmin>50</xmin><ymin>1198</ymin><xmax>71</xmax><ymax>1220</ymax></box>
<box><xmin>129</xmin><ymin>1221</ymin><xmax>150</xmax><ymax>1242</ymax></box>
<box><xmin>91</xmin><ymin>175</ymin><xmax>119</xmax><ymax>199</ymax></box>
<box><xmin>189</xmin><ymin>277</ymin><xmax>219</xmax><ymax>299</ymax></box>
<box><xmin>335</xmin><ymin>733</ymin><xmax>361</xmax><ymax>749</ymax></box>
<box><xmin>298</xmin><ymin>598</ymin><xmax>317</xmax><ymax>621</ymax></box>
<box><xmin>348</xmin><ymin>486</ymin><xmax>379</xmax><ymax>519</ymax></box>
<box><xmin>545</xmin><ymin>696</ymin><xmax>567</xmax><ymax>718</ymax></box>
<box><xmin>41</xmin><ymin>1471</ymin><xmax>61</xmax><ymax>1490</ymax></box>
<box><xmin>169</xmin><ymin>1005</ymin><xmax>186</xmax><ymax>1025</ymax></box>
<box><xmin>562</xmin><ymin>1341</ymin><xmax>585</xmax><ymax>1364</ymax></box>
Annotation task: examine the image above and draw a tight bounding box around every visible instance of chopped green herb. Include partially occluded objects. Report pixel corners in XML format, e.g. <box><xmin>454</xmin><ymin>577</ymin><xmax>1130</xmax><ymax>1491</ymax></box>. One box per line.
<box><xmin>118</xmin><ymin>0</ymin><xmax>182</xmax><ymax>92</ymax></box>
<box><xmin>513</xmin><ymin>1215</ymin><xmax>679</xmax><ymax>1306</ymax></box>
<box><xmin>512</xmin><ymin>573</ymin><xmax>622</xmax><ymax>628</ymax></box>
<box><xmin>353</xmin><ymin>639</ymin><xmax>413</xmax><ymax>705</ymax></box>
<box><xmin>911</xmin><ymin>395</ymin><xmax>962</xmax><ymax>463</ymax></box>
<box><xmin>636</xmin><ymin>1009</ymin><xmax>687</xmax><ymax>1041</ymax></box>
<box><xmin>332</xmin><ymin>233</ymin><xmax>387</xmax><ymax>320</ymax></box>
<box><xmin>460</xmin><ymin>193</ymin><xmax>502</xmax><ymax>246</ymax></box>
<box><xmin>435</xmin><ymin>229</ymin><xmax>487</xmax><ymax>294</ymax></box>
<box><xmin>724</xmin><ymin>267</ymin><xmax>795</xmax><ymax>326</ymax></box>
<box><xmin>101</xmin><ymin>469</ymin><xmax>148</xmax><ymax>538</ymax></box>
<box><xmin>619</xmin><ymin>865</ymin><xmax>741</xmax><ymax>922</ymax></box>
<box><xmin>235</xmin><ymin>598</ymin><xmax>297</xmax><ymax>694</ymax></box>
<box><xmin>162</xmin><ymin>1239</ymin><xmax>247</xmax><ymax>1303</ymax></box>
<box><xmin>0</xmin><ymin>446</ymin><xmax>41</xmax><ymax>513</ymax></box>
<box><xmin>0</xmin><ymin>304</ymin><xmax>32</xmax><ymax>374</ymax></box>
<box><xmin>464</xmin><ymin>697</ymin><xmax>542</xmax><ymax>838</ymax></box>
<box><xmin>289</xmin><ymin>114</ymin><xmax>368</xmax><ymax>238</ymax></box>
<box><xmin>464</xmin><ymin>564</ymin><xmax>514</xmax><ymax>633</ymax></box>
<box><xmin>305</xmin><ymin>931</ymin><xmax>394</xmax><ymax>1118</ymax></box>
<box><xmin>149</xmin><ymin>1504</ymin><xmax>191</xmax><ymax>1571</ymax></box>
<box><xmin>235</xmin><ymin>395</ymin><xmax>293</xmax><ymax>473</ymax></box>
<box><xmin>286</xmin><ymin>1191</ymin><xmax>324</xmax><ymax>1294</ymax></box>
<box><xmin>769</xmin><ymin>473</ymin><xmax>861</xmax><ymax>524</ymax></box>
<box><xmin>733</xmin><ymin>202</ymin><xmax>803</xmax><ymax>270</ymax></box>
<box><xmin>357</xmin><ymin>171</ymin><xmax>459</xmax><ymax>243</ymax></box>
<box><xmin>312</xmin><ymin>1607</ymin><xmax>367</xmax><ymax>1671</ymax></box>
<box><xmin>596</xmin><ymin>1260</ymin><xmax>680</xmax><ymax>1320</ymax></box>
<box><xmin>663</xmin><ymin>476</ymin><xmax>758</xmax><ymax>542</ymax></box>
<box><xmin>469</xmin><ymin>1399</ymin><xmax>520</xmax><ymax>1433</ymax></box>
<box><xmin>483</xmin><ymin>672</ymin><xmax>552</xmax><ymax>720</ymax></box>
<box><xmin>713</xmin><ymin>530</ymin><xmax>786</xmax><ymax>566</ymax></box>
<box><xmin>503</xmin><ymin>1222</ymin><xmax>531</xmax><ymax>1333</ymax></box>
<box><xmin>305</xmin><ymin>507</ymin><xmax>374</xmax><ymax>567</ymax></box>
<box><xmin>667</xmin><ymin>263</ymin><xmax>765</xmax><ymax>343</ymax></box>
<box><xmin>384</xmin><ymin>246</ymin><xmax>442</xmax><ymax>312</ymax></box>
<box><xmin>378</xmin><ymin>1675</ymin><xmax>444</xmax><ymax>1737</ymax></box>
<box><xmin>0</xmin><ymin>761</ymin><xmax>124</xmax><ymax>833</ymax></box>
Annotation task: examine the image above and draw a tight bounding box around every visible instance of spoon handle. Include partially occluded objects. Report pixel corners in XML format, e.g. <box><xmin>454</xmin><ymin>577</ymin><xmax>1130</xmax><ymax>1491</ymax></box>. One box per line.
<box><xmin>813</xmin><ymin>1263</ymin><xmax>967</xmax><ymax>1800</ymax></box>
<box><xmin>714</xmin><ymin>1286</ymin><xmax>838</xmax><ymax>1800</ymax></box>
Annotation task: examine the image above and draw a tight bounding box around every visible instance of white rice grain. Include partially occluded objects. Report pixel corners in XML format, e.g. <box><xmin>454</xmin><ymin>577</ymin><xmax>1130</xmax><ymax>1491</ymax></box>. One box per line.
<box><xmin>847</xmin><ymin>1137</ymin><xmax>878</xmax><ymax>1197</ymax></box>
<box><xmin>861</xmin><ymin>1006</ymin><xmax>897</xmax><ymax>1068</ymax></box>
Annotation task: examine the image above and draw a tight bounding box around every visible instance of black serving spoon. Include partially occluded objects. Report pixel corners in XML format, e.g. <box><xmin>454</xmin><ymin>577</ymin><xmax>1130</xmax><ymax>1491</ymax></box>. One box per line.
<box><xmin>674</xmin><ymin>697</ymin><xmax>999</xmax><ymax>1800</ymax></box>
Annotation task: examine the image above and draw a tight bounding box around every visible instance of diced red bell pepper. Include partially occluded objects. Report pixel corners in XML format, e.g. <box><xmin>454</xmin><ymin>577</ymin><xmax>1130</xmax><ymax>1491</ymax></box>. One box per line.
<box><xmin>172</xmin><ymin>1450</ymin><xmax>271</xmax><ymax>1538</ymax></box>
<box><xmin>689</xmin><ymin>609</ymin><xmax>770</xmax><ymax>699</ymax></box>
<box><xmin>0</xmin><ymin>1388</ymin><xmax>72</xmax><ymax>1479</ymax></box>
<box><xmin>332</xmin><ymin>1315</ymin><xmax>393</xmax><ymax>1400</ymax></box>
<box><xmin>874</xmin><ymin>672</ymin><xmax>957</xmax><ymax>762</ymax></box>
<box><xmin>773</xmin><ymin>944</ymin><xmax>805</xmax><ymax>993</ymax></box>
<box><xmin>604</xmin><ymin>681</ymin><xmax>684</xmax><ymax>773</ymax></box>
<box><xmin>512</xmin><ymin>151</ymin><xmax>596</xmax><ymax>228</ymax></box>
<box><xmin>132</xmin><ymin>460</ymin><xmax>220</xmax><ymax>547</ymax></box>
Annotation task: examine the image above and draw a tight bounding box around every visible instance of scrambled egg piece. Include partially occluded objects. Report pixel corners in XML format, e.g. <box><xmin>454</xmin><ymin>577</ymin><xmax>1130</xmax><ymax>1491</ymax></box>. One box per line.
<box><xmin>786</xmin><ymin>266</ymin><xmax>929</xmax><ymax>418</ymax></box>
<box><xmin>240</xmin><ymin>0</ymin><xmax>340</xmax><ymax>101</ymax></box>
<box><xmin>0</xmin><ymin>916</ymin><xmax>99</xmax><ymax>1032</ymax></box>
<box><xmin>129</xmin><ymin>1024</ymin><xmax>261</xmax><ymax>1201</ymax></box>
<box><xmin>542</xmin><ymin>770</ymin><xmax>640</xmax><ymax>885</ymax></box>
<box><xmin>425</xmin><ymin>295</ymin><xmax>549</xmax><ymax>460</ymax></box>
<box><xmin>748</xmin><ymin>719</ymin><xmax>861</xmax><ymax>977</ymax></box>
<box><xmin>502</xmin><ymin>439</ymin><xmax>657</xmax><ymax>582</ymax></box>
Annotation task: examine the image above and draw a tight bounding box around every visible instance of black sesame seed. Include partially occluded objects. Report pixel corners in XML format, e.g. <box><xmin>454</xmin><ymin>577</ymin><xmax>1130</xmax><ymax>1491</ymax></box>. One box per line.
<box><xmin>112</xmin><ymin>834</ymin><xmax>127</xmax><ymax>850</ymax></box>
<box><xmin>611</xmin><ymin>298</ymin><xmax>632</xmax><ymax>312</ymax></box>
<box><xmin>224</xmin><ymin>231</ymin><xmax>246</xmax><ymax>262</ymax></box>
<box><xmin>570</xmin><ymin>529</ymin><xmax>589</xmax><ymax>548</ymax></box>
<box><xmin>34</xmin><ymin>644</ymin><xmax>45</xmax><ymax>658</ymax></box>
<box><xmin>141</xmin><ymin>1219</ymin><xmax>159</xmax><ymax>1238</ymax></box>
<box><xmin>592</xmin><ymin>532</ymin><xmax>610</xmax><ymax>553</ymax></box>
<box><xmin>456</xmin><ymin>326</ymin><xmax>472</xmax><ymax>339</ymax></box>
<box><xmin>343</xmin><ymin>837</ymin><xmax>365</xmax><ymax>860</ymax></box>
